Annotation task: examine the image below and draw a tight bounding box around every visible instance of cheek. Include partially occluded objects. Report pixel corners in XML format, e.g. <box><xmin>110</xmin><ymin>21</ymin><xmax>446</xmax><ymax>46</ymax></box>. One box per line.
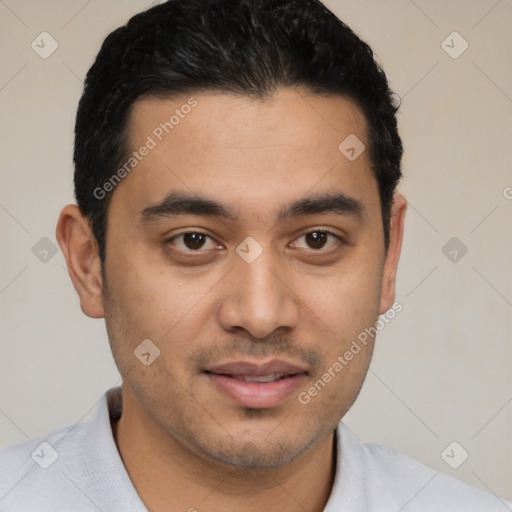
<box><xmin>291</xmin><ymin>250</ymin><xmax>382</xmax><ymax>410</ymax></box>
<box><xmin>104</xmin><ymin>248</ymin><xmax>222</xmax><ymax>350</ymax></box>
<box><xmin>297</xmin><ymin>341</ymin><xmax>373</xmax><ymax>432</ymax></box>
<box><xmin>300</xmin><ymin>261</ymin><xmax>383</xmax><ymax>341</ymax></box>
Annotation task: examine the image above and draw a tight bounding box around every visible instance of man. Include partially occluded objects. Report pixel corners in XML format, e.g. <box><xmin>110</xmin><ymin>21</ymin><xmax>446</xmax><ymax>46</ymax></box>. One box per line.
<box><xmin>1</xmin><ymin>0</ymin><xmax>510</xmax><ymax>510</ymax></box>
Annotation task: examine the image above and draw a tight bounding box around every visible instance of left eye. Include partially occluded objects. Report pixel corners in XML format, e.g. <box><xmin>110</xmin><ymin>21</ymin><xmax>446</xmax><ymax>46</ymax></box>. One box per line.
<box><xmin>168</xmin><ymin>232</ymin><xmax>220</xmax><ymax>251</ymax></box>
<box><xmin>291</xmin><ymin>230</ymin><xmax>341</xmax><ymax>250</ymax></box>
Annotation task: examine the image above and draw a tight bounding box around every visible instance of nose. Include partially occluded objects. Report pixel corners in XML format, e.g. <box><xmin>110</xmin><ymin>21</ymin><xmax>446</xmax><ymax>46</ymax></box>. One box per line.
<box><xmin>217</xmin><ymin>247</ymin><xmax>300</xmax><ymax>339</ymax></box>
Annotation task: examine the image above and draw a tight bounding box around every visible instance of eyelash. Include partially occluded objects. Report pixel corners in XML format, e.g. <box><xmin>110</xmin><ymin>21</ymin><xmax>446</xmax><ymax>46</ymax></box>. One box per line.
<box><xmin>166</xmin><ymin>229</ymin><xmax>344</xmax><ymax>253</ymax></box>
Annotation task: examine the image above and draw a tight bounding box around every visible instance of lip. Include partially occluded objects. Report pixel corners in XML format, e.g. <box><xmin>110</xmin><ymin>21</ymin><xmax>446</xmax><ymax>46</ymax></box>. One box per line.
<box><xmin>204</xmin><ymin>359</ymin><xmax>308</xmax><ymax>409</ymax></box>
<box><xmin>206</xmin><ymin>360</ymin><xmax>309</xmax><ymax>376</ymax></box>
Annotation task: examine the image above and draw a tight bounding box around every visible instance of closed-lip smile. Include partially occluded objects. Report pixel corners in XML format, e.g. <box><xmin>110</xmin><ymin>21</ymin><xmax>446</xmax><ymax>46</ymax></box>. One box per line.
<box><xmin>204</xmin><ymin>359</ymin><xmax>309</xmax><ymax>408</ymax></box>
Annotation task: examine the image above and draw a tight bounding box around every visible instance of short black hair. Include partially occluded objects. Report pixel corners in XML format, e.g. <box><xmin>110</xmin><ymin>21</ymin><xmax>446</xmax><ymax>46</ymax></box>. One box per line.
<box><xmin>74</xmin><ymin>0</ymin><xmax>403</xmax><ymax>269</ymax></box>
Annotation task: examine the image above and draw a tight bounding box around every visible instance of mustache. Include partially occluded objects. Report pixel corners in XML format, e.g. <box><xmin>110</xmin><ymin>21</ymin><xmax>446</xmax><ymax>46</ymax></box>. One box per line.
<box><xmin>188</xmin><ymin>335</ymin><xmax>324</xmax><ymax>372</ymax></box>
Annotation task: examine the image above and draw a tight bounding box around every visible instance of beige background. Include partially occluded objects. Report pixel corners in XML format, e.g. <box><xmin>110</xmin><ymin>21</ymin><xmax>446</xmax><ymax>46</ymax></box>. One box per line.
<box><xmin>1</xmin><ymin>0</ymin><xmax>511</xmax><ymax>502</ymax></box>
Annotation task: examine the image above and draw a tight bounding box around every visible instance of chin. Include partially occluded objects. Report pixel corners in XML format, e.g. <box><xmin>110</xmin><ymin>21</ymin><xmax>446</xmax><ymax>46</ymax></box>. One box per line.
<box><xmin>207</xmin><ymin>444</ymin><xmax>301</xmax><ymax>470</ymax></box>
<box><xmin>196</xmin><ymin>429</ymin><xmax>321</xmax><ymax>470</ymax></box>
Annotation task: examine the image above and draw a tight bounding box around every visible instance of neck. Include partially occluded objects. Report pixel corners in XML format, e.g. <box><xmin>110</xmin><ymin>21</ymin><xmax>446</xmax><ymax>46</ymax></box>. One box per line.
<box><xmin>112</xmin><ymin>388</ymin><xmax>337</xmax><ymax>512</ymax></box>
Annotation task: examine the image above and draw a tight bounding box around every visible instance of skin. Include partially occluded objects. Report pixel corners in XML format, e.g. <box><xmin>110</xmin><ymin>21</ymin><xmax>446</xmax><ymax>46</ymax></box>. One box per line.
<box><xmin>56</xmin><ymin>89</ymin><xmax>406</xmax><ymax>512</ymax></box>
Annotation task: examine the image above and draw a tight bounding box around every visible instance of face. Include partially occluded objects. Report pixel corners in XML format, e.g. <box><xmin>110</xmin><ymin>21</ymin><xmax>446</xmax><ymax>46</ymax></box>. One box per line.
<box><xmin>94</xmin><ymin>89</ymin><xmax>403</xmax><ymax>469</ymax></box>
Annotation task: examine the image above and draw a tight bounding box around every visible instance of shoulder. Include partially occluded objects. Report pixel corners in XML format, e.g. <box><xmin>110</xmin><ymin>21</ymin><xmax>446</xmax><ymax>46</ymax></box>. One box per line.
<box><xmin>0</xmin><ymin>423</ymin><xmax>88</xmax><ymax>506</ymax></box>
<box><xmin>0</xmin><ymin>388</ymin><xmax>145</xmax><ymax>512</ymax></box>
<box><xmin>336</xmin><ymin>423</ymin><xmax>512</xmax><ymax>511</ymax></box>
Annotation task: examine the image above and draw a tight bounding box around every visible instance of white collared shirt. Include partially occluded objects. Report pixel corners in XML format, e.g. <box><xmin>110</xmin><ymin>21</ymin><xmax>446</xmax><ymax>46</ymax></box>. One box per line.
<box><xmin>1</xmin><ymin>387</ymin><xmax>510</xmax><ymax>511</ymax></box>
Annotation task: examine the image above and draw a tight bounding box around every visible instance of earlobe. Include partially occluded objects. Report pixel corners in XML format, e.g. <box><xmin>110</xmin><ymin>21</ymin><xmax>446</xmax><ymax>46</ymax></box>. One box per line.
<box><xmin>56</xmin><ymin>204</ymin><xmax>105</xmax><ymax>319</ymax></box>
<box><xmin>379</xmin><ymin>194</ymin><xmax>407</xmax><ymax>315</ymax></box>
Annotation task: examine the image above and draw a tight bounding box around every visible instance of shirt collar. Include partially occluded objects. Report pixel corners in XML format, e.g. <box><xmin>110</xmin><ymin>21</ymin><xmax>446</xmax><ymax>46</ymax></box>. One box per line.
<box><xmin>79</xmin><ymin>386</ymin><xmax>147</xmax><ymax>511</ymax></box>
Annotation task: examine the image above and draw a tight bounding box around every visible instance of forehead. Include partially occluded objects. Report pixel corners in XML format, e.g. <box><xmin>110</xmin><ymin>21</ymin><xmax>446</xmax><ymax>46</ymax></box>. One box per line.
<box><xmin>111</xmin><ymin>89</ymin><xmax>378</xmax><ymax>221</ymax></box>
<box><xmin>128</xmin><ymin>89</ymin><xmax>368</xmax><ymax>152</ymax></box>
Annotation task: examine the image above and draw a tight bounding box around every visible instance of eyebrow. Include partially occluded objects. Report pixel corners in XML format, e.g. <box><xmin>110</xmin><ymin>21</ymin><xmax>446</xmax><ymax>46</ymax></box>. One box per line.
<box><xmin>137</xmin><ymin>191</ymin><xmax>363</xmax><ymax>225</ymax></box>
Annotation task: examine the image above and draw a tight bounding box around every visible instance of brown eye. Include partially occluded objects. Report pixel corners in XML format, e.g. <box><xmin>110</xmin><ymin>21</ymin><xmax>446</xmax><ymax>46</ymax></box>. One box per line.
<box><xmin>305</xmin><ymin>231</ymin><xmax>328</xmax><ymax>249</ymax></box>
<box><xmin>168</xmin><ymin>232</ymin><xmax>219</xmax><ymax>251</ymax></box>
<box><xmin>292</xmin><ymin>230</ymin><xmax>340</xmax><ymax>251</ymax></box>
<box><xmin>183</xmin><ymin>233</ymin><xmax>206</xmax><ymax>250</ymax></box>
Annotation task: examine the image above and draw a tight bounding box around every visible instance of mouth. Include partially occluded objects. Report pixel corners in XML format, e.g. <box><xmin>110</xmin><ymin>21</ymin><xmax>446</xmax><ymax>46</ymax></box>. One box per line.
<box><xmin>203</xmin><ymin>360</ymin><xmax>308</xmax><ymax>408</ymax></box>
<box><xmin>224</xmin><ymin>372</ymin><xmax>295</xmax><ymax>383</ymax></box>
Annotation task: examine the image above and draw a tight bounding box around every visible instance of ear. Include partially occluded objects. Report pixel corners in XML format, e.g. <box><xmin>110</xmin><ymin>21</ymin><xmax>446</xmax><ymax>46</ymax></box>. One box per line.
<box><xmin>56</xmin><ymin>204</ymin><xmax>105</xmax><ymax>318</ymax></box>
<box><xmin>379</xmin><ymin>194</ymin><xmax>407</xmax><ymax>314</ymax></box>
